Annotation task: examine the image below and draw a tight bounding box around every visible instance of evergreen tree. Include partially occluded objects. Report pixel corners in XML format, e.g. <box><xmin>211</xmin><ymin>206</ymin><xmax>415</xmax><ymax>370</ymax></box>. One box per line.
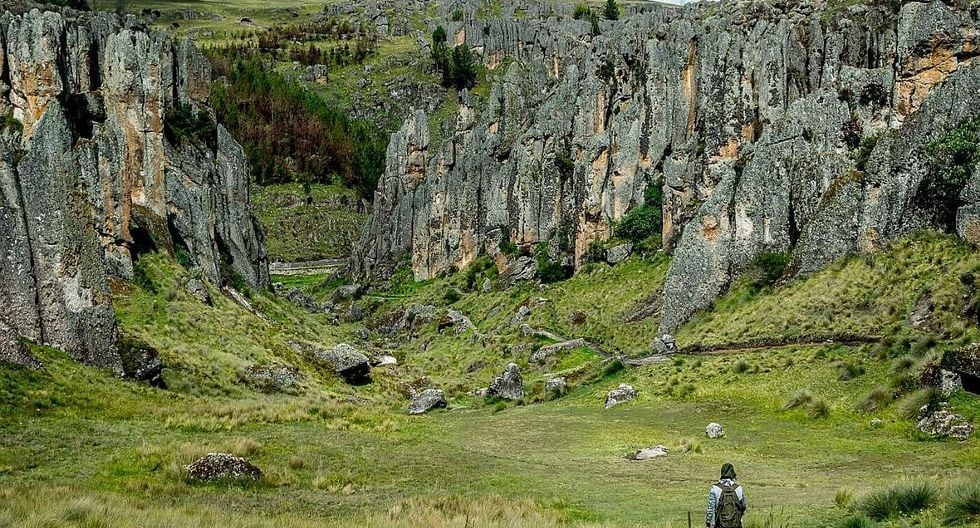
<box><xmin>451</xmin><ymin>44</ymin><xmax>477</xmax><ymax>90</ymax></box>
<box><xmin>603</xmin><ymin>0</ymin><xmax>619</xmax><ymax>20</ymax></box>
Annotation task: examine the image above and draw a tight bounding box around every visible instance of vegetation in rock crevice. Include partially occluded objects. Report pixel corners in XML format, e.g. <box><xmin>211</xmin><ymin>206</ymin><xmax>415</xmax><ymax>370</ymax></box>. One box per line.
<box><xmin>921</xmin><ymin>116</ymin><xmax>980</xmax><ymax>229</ymax></box>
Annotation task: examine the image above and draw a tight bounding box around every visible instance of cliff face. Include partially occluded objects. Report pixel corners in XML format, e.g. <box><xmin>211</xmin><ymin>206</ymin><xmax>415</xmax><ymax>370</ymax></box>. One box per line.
<box><xmin>0</xmin><ymin>8</ymin><xmax>268</xmax><ymax>371</ymax></box>
<box><xmin>356</xmin><ymin>0</ymin><xmax>980</xmax><ymax>334</ymax></box>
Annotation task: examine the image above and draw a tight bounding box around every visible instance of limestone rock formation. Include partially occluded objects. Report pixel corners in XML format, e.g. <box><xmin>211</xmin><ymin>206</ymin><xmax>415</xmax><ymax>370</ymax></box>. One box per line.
<box><xmin>487</xmin><ymin>363</ymin><xmax>525</xmax><ymax>400</ymax></box>
<box><xmin>0</xmin><ymin>8</ymin><xmax>269</xmax><ymax>371</ymax></box>
<box><xmin>356</xmin><ymin>0</ymin><xmax>980</xmax><ymax>334</ymax></box>
<box><xmin>0</xmin><ymin>320</ymin><xmax>40</xmax><ymax>370</ymax></box>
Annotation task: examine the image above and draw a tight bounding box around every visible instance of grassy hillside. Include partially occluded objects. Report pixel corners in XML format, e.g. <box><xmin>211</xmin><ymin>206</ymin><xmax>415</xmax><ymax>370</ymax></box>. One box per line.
<box><xmin>1</xmin><ymin>230</ymin><xmax>978</xmax><ymax>527</ymax></box>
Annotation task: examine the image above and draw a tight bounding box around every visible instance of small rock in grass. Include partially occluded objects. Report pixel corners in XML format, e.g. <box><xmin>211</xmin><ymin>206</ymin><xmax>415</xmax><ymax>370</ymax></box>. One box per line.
<box><xmin>545</xmin><ymin>377</ymin><xmax>568</xmax><ymax>395</ymax></box>
<box><xmin>705</xmin><ymin>423</ymin><xmax>725</xmax><ymax>439</ymax></box>
<box><xmin>632</xmin><ymin>445</ymin><xmax>668</xmax><ymax>460</ymax></box>
<box><xmin>870</xmin><ymin>418</ymin><xmax>883</xmax><ymax>428</ymax></box>
<box><xmin>605</xmin><ymin>384</ymin><xmax>636</xmax><ymax>409</ymax></box>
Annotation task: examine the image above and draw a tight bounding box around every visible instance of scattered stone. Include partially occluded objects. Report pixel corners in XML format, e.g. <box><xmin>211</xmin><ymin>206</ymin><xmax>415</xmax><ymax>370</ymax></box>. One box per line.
<box><xmin>438</xmin><ymin>310</ymin><xmax>479</xmax><ymax>335</ymax></box>
<box><xmin>474</xmin><ymin>387</ymin><xmax>489</xmax><ymax>398</ymax></box>
<box><xmin>408</xmin><ymin>388</ymin><xmax>447</xmax><ymax>414</ymax></box>
<box><xmin>383</xmin><ymin>304</ymin><xmax>437</xmax><ymax>335</ymax></box>
<box><xmin>917</xmin><ymin>404</ymin><xmax>974</xmax><ymax>440</ymax></box>
<box><xmin>285</xmin><ymin>288</ymin><xmax>325</xmax><ymax>313</ymax></box>
<box><xmin>545</xmin><ymin>376</ymin><xmax>568</xmax><ymax>395</ymax></box>
<box><xmin>531</xmin><ymin>338</ymin><xmax>587</xmax><ymax>363</ymax></box>
<box><xmin>244</xmin><ymin>363</ymin><xmax>301</xmax><ymax>393</ymax></box>
<box><xmin>0</xmin><ymin>321</ymin><xmax>41</xmax><ymax>370</ymax></box>
<box><xmin>347</xmin><ymin>303</ymin><xmax>365</xmax><ymax>323</ymax></box>
<box><xmin>631</xmin><ymin>445</ymin><xmax>668</xmax><ymax>460</ymax></box>
<box><xmin>334</xmin><ymin>284</ymin><xmax>361</xmax><ymax>301</ymax></box>
<box><xmin>519</xmin><ymin>324</ymin><xmax>535</xmax><ymax>337</ymax></box>
<box><xmin>482</xmin><ymin>278</ymin><xmax>493</xmax><ymax>293</ymax></box>
<box><xmin>487</xmin><ymin>363</ymin><xmax>525</xmax><ymax>400</ymax></box>
<box><xmin>355</xmin><ymin>327</ymin><xmax>371</xmax><ymax>341</ymax></box>
<box><xmin>373</xmin><ymin>355</ymin><xmax>398</xmax><ymax>367</ymax></box>
<box><xmin>870</xmin><ymin>418</ymin><xmax>884</xmax><ymax>428</ymax></box>
<box><xmin>605</xmin><ymin>384</ymin><xmax>636</xmax><ymax>409</ymax></box>
<box><xmin>317</xmin><ymin>344</ymin><xmax>372</xmax><ymax>385</ymax></box>
<box><xmin>120</xmin><ymin>342</ymin><xmax>166</xmax><ymax>388</ymax></box>
<box><xmin>185</xmin><ymin>453</ymin><xmax>262</xmax><ymax>482</ymax></box>
<box><xmin>605</xmin><ymin>242</ymin><xmax>633</xmax><ymax>265</ymax></box>
<box><xmin>705</xmin><ymin>422</ymin><xmax>725</xmax><ymax>439</ymax></box>
<box><xmin>652</xmin><ymin>334</ymin><xmax>677</xmax><ymax>354</ymax></box>
<box><xmin>939</xmin><ymin>369</ymin><xmax>963</xmax><ymax>397</ymax></box>
<box><xmin>185</xmin><ymin>279</ymin><xmax>212</xmax><ymax>306</ymax></box>
<box><xmin>511</xmin><ymin>305</ymin><xmax>532</xmax><ymax>325</ymax></box>
<box><xmin>909</xmin><ymin>291</ymin><xmax>934</xmax><ymax>330</ymax></box>
<box><xmin>222</xmin><ymin>286</ymin><xmax>266</xmax><ymax>320</ymax></box>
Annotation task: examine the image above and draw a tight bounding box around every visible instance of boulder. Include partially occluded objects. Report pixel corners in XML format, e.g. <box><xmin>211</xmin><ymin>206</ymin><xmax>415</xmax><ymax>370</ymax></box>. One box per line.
<box><xmin>120</xmin><ymin>343</ymin><xmax>166</xmax><ymax>388</ymax></box>
<box><xmin>243</xmin><ymin>363</ymin><xmax>301</xmax><ymax>393</ymax></box>
<box><xmin>487</xmin><ymin>363</ymin><xmax>525</xmax><ymax>400</ymax></box>
<box><xmin>942</xmin><ymin>343</ymin><xmax>980</xmax><ymax>394</ymax></box>
<box><xmin>185</xmin><ymin>453</ymin><xmax>263</xmax><ymax>482</ymax></box>
<box><xmin>939</xmin><ymin>369</ymin><xmax>964</xmax><ymax>397</ymax></box>
<box><xmin>705</xmin><ymin>423</ymin><xmax>725</xmax><ymax>439</ymax></box>
<box><xmin>438</xmin><ymin>310</ymin><xmax>479</xmax><ymax>335</ymax></box>
<box><xmin>482</xmin><ymin>278</ymin><xmax>493</xmax><ymax>293</ymax></box>
<box><xmin>408</xmin><ymin>388</ymin><xmax>447</xmax><ymax>414</ymax></box>
<box><xmin>531</xmin><ymin>338</ymin><xmax>587</xmax><ymax>363</ymax></box>
<box><xmin>605</xmin><ymin>384</ymin><xmax>636</xmax><ymax>409</ymax></box>
<box><xmin>317</xmin><ymin>344</ymin><xmax>372</xmax><ymax>385</ymax></box>
<box><xmin>652</xmin><ymin>334</ymin><xmax>677</xmax><ymax>354</ymax></box>
<box><xmin>509</xmin><ymin>256</ymin><xmax>538</xmax><ymax>282</ymax></box>
<box><xmin>0</xmin><ymin>321</ymin><xmax>41</xmax><ymax>370</ymax></box>
<box><xmin>605</xmin><ymin>242</ymin><xmax>633</xmax><ymax>265</ymax></box>
<box><xmin>631</xmin><ymin>445</ymin><xmax>668</xmax><ymax>460</ymax></box>
<box><xmin>373</xmin><ymin>355</ymin><xmax>398</xmax><ymax>367</ymax></box>
<box><xmin>334</xmin><ymin>284</ymin><xmax>361</xmax><ymax>301</ymax></box>
<box><xmin>354</xmin><ymin>327</ymin><xmax>371</xmax><ymax>341</ymax></box>
<box><xmin>545</xmin><ymin>376</ymin><xmax>568</xmax><ymax>395</ymax></box>
<box><xmin>519</xmin><ymin>324</ymin><xmax>535</xmax><ymax>337</ymax></box>
<box><xmin>917</xmin><ymin>405</ymin><xmax>974</xmax><ymax>440</ymax></box>
<box><xmin>185</xmin><ymin>279</ymin><xmax>212</xmax><ymax>306</ymax></box>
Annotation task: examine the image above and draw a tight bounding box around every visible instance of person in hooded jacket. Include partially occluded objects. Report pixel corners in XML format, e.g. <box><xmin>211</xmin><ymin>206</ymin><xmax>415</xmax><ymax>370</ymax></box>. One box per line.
<box><xmin>706</xmin><ymin>463</ymin><xmax>747</xmax><ymax>528</ymax></box>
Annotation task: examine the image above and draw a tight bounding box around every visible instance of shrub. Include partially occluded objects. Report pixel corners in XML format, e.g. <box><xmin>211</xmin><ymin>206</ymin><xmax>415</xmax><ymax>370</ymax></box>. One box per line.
<box><xmin>603</xmin><ymin>0</ymin><xmax>620</xmax><ymax>20</ymax></box>
<box><xmin>443</xmin><ymin>288</ymin><xmax>462</xmax><ymax>304</ymax></box>
<box><xmin>164</xmin><ymin>103</ymin><xmax>217</xmax><ymax>152</ymax></box>
<box><xmin>807</xmin><ymin>398</ymin><xmax>831</xmax><ymax>419</ymax></box>
<box><xmin>748</xmin><ymin>251</ymin><xmax>791</xmax><ymax>290</ymax></box>
<box><xmin>732</xmin><ymin>360</ymin><xmax>750</xmax><ymax>374</ymax></box>
<box><xmin>784</xmin><ymin>389</ymin><xmax>814</xmax><ymax>410</ymax></box>
<box><xmin>921</xmin><ymin>116</ymin><xmax>980</xmax><ymax>228</ymax></box>
<box><xmin>945</xmin><ymin>481</ymin><xmax>980</xmax><ymax>526</ymax></box>
<box><xmin>897</xmin><ymin>387</ymin><xmax>940</xmax><ymax>419</ymax></box>
<box><xmin>889</xmin><ymin>354</ymin><xmax>916</xmax><ymax>376</ymax></box>
<box><xmin>859</xmin><ymin>83</ymin><xmax>888</xmax><ymax>107</ymax></box>
<box><xmin>616</xmin><ymin>184</ymin><xmax>663</xmax><ymax>244</ymax></box>
<box><xmin>573</xmin><ymin>2</ymin><xmax>591</xmax><ymax>19</ymax></box>
<box><xmin>855</xmin><ymin>387</ymin><xmax>893</xmax><ymax>413</ymax></box>
<box><xmin>859</xmin><ymin>482</ymin><xmax>939</xmax><ymax>520</ymax></box>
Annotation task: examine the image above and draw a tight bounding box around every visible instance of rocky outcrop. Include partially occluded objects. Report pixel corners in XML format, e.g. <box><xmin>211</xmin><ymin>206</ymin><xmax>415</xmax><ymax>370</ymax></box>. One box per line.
<box><xmin>0</xmin><ymin>8</ymin><xmax>268</xmax><ymax>371</ymax></box>
<box><xmin>185</xmin><ymin>453</ymin><xmax>263</xmax><ymax>482</ymax></box>
<box><xmin>604</xmin><ymin>383</ymin><xmax>636</xmax><ymax>409</ymax></box>
<box><xmin>0</xmin><ymin>320</ymin><xmax>40</xmax><ymax>369</ymax></box>
<box><xmin>487</xmin><ymin>363</ymin><xmax>525</xmax><ymax>400</ymax></box>
<box><xmin>408</xmin><ymin>388</ymin><xmax>447</xmax><ymax>414</ymax></box>
<box><xmin>356</xmin><ymin>0</ymin><xmax>980</xmax><ymax>333</ymax></box>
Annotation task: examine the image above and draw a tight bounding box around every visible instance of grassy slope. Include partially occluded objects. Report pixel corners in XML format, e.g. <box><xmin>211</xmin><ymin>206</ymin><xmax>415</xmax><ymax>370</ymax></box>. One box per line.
<box><xmin>1</xmin><ymin>231</ymin><xmax>979</xmax><ymax>528</ymax></box>
<box><xmin>251</xmin><ymin>183</ymin><xmax>366</xmax><ymax>262</ymax></box>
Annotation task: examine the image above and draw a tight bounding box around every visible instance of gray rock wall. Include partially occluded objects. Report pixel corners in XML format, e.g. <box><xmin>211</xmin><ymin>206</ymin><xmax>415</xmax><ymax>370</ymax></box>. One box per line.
<box><xmin>356</xmin><ymin>0</ymin><xmax>980</xmax><ymax>333</ymax></box>
<box><xmin>0</xmin><ymin>8</ymin><xmax>269</xmax><ymax>371</ymax></box>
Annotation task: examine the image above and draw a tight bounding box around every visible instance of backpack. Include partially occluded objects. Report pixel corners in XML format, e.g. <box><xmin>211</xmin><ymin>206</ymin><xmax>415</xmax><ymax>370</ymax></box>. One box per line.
<box><xmin>715</xmin><ymin>483</ymin><xmax>743</xmax><ymax>528</ymax></box>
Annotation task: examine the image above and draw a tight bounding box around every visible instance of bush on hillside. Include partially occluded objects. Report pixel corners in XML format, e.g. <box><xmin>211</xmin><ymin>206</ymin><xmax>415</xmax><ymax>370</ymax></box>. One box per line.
<box><xmin>164</xmin><ymin>104</ymin><xmax>218</xmax><ymax>152</ymax></box>
<box><xmin>921</xmin><ymin>117</ymin><xmax>980</xmax><ymax>229</ymax></box>
<box><xmin>616</xmin><ymin>184</ymin><xmax>663</xmax><ymax>244</ymax></box>
<box><xmin>748</xmin><ymin>251</ymin><xmax>791</xmax><ymax>290</ymax></box>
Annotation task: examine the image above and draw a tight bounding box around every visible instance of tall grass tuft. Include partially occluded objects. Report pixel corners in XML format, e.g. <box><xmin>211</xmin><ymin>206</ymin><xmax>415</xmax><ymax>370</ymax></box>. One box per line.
<box><xmin>859</xmin><ymin>481</ymin><xmax>939</xmax><ymax>521</ymax></box>
<box><xmin>897</xmin><ymin>387</ymin><xmax>940</xmax><ymax>419</ymax></box>
<box><xmin>733</xmin><ymin>359</ymin><xmax>751</xmax><ymax>374</ymax></box>
<box><xmin>838</xmin><ymin>514</ymin><xmax>875</xmax><ymax>528</ymax></box>
<box><xmin>836</xmin><ymin>488</ymin><xmax>854</xmax><ymax>510</ymax></box>
<box><xmin>783</xmin><ymin>389</ymin><xmax>814</xmax><ymax>410</ymax></box>
<box><xmin>945</xmin><ymin>481</ymin><xmax>980</xmax><ymax>526</ymax></box>
<box><xmin>855</xmin><ymin>387</ymin><xmax>893</xmax><ymax>413</ymax></box>
<box><xmin>807</xmin><ymin>398</ymin><xmax>831</xmax><ymax>419</ymax></box>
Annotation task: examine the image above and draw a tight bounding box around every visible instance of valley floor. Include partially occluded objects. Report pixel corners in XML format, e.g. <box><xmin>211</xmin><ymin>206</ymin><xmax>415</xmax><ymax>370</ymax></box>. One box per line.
<box><xmin>1</xmin><ymin>232</ymin><xmax>979</xmax><ymax>527</ymax></box>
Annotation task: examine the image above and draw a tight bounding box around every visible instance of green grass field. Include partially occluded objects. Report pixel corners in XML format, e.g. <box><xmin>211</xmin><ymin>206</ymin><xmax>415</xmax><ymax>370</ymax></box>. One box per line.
<box><xmin>1</xmin><ymin>231</ymin><xmax>978</xmax><ymax>527</ymax></box>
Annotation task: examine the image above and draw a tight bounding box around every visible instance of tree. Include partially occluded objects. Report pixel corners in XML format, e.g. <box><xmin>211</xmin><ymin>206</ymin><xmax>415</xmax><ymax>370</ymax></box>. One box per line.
<box><xmin>451</xmin><ymin>44</ymin><xmax>477</xmax><ymax>90</ymax></box>
<box><xmin>589</xmin><ymin>11</ymin><xmax>600</xmax><ymax>36</ymax></box>
<box><xmin>603</xmin><ymin>0</ymin><xmax>620</xmax><ymax>20</ymax></box>
<box><xmin>432</xmin><ymin>25</ymin><xmax>447</xmax><ymax>44</ymax></box>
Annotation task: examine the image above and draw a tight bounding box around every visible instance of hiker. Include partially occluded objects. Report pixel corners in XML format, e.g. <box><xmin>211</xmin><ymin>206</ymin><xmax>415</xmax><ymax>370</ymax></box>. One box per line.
<box><xmin>705</xmin><ymin>463</ymin><xmax>747</xmax><ymax>528</ymax></box>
